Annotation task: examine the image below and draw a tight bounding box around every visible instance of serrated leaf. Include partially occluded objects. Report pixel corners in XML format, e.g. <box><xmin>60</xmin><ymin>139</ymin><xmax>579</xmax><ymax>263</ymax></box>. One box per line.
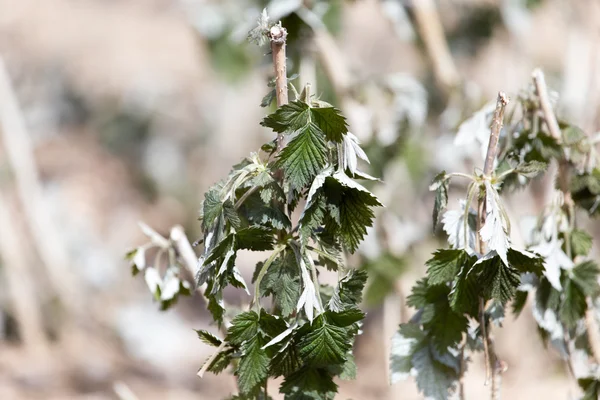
<box><xmin>562</xmin><ymin>125</ymin><xmax>586</xmax><ymax>146</ymax></box>
<box><xmin>449</xmin><ymin>265</ymin><xmax>480</xmax><ymax>317</ymax></box>
<box><xmin>270</xmin><ymin>337</ymin><xmax>302</xmax><ymax>377</ymax></box>
<box><xmin>195</xmin><ymin>330</ymin><xmax>222</xmax><ymax>347</ymax></box>
<box><xmin>237</xmin><ymin>336</ymin><xmax>269</xmax><ymax>394</ymax></box>
<box><xmin>390</xmin><ymin>323</ymin><xmax>425</xmax><ymax>384</ymax></box>
<box><xmin>227</xmin><ymin>311</ymin><xmax>260</xmax><ymax>346</ymax></box>
<box><xmin>578</xmin><ymin>378</ymin><xmax>600</xmax><ymax>400</ymax></box>
<box><xmin>276</xmin><ymin>122</ymin><xmax>328</xmax><ymax>189</ymax></box>
<box><xmin>236</xmin><ymin>226</ymin><xmax>275</xmax><ymax>251</ymax></box>
<box><xmin>298</xmin><ymin>318</ymin><xmax>350</xmax><ymax>367</ymax></box>
<box><xmin>261</xmin><ymin>101</ymin><xmax>311</xmax><ymax>133</ymax></box>
<box><xmin>207</xmin><ymin>293</ymin><xmax>225</xmax><ymax>327</ymax></box>
<box><xmin>412</xmin><ymin>345</ymin><xmax>458</xmax><ymax>400</ymax></box>
<box><xmin>507</xmin><ymin>248</ymin><xmax>544</xmax><ymax>276</ymax></box>
<box><xmin>310</xmin><ymin>107</ymin><xmax>347</xmax><ymax>142</ymax></box>
<box><xmin>328</xmin><ymin>269</ymin><xmax>368</xmax><ymax>312</ymax></box>
<box><xmin>426</xmin><ymin>249</ymin><xmax>471</xmax><ymax>285</ymax></box>
<box><xmin>475</xmin><ymin>254</ymin><xmax>520</xmax><ymax>305</ymax></box>
<box><xmin>340</xmin><ymin>132</ymin><xmax>370</xmax><ymax>175</ymax></box>
<box><xmin>201</xmin><ymin>347</ymin><xmax>234</xmax><ymax>375</ymax></box>
<box><xmin>202</xmin><ymin>189</ymin><xmax>224</xmax><ymax>230</ymax></box>
<box><xmin>442</xmin><ymin>203</ymin><xmax>477</xmax><ymax>251</ymax></box>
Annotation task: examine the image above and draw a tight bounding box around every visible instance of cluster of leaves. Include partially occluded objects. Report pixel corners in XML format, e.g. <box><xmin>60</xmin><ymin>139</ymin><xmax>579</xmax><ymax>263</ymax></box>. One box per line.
<box><xmin>391</xmin><ymin>147</ymin><xmax>546</xmax><ymax>398</ymax></box>
<box><xmin>191</xmin><ymin>90</ymin><xmax>380</xmax><ymax>398</ymax></box>
<box><xmin>494</xmin><ymin>85</ymin><xmax>600</xmax><ymax>396</ymax></box>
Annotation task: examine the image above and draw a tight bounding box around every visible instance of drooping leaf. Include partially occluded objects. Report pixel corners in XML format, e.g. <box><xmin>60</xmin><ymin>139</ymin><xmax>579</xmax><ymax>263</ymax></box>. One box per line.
<box><xmin>389</xmin><ymin>323</ymin><xmax>425</xmax><ymax>384</ymax></box>
<box><xmin>507</xmin><ymin>248</ymin><xmax>544</xmax><ymax>276</ymax></box>
<box><xmin>480</xmin><ymin>181</ymin><xmax>510</xmax><ymax>265</ymax></box>
<box><xmin>280</xmin><ymin>367</ymin><xmax>338</xmax><ymax>400</ymax></box>
<box><xmin>429</xmin><ymin>171</ymin><xmax>449</xmax><ymax>228</ymax></box>
<box><xmin>449</xmin><ymin>265</ymin><xmax>480</xmax><ymax>317</ymax></box>
<box><xmin>325</xmin><ymin>308</ymin><xmax>365</xmax><ymax>328</ymax></box>
<box><xmin>512</xmin><ymin>289</ymin><xmax>529</xmax><ymax>318</ymax></box>
<box><xmin>412</xmin><ymin>344</ymin><xmax>459</xmax><ymax>400</ymax></box>
<box><xmin>200</xmin><ymin>347</ymin><xmax>234</xmax><ymax>375</ymax></box>
<box><xmin>237</xmin><ymin>336</ymin><xmax>270</xmax><ymax>394</ymax></box>
<box><xmin>328</xmin><ymin>269</ymin><xmax>368</xmax><ymax>312</ymax></box>
<box><xmin>236</xmin><ymin>226</ymin><xmax>275</xmax><ymax>251</ymax></box>
<box><xmin>571</xmin><ymin>260</ymin><xmax>600</xmax><ymax>297</ymax></box>
<box><xmin>475</xmin><ymin>253</ymin><xmax>521</xmax><ymax>306</ymax></box>
<box><xmin>559</xmin><ymin>278</ymin><xmax>587</xmax><ymax>329</ymax></box>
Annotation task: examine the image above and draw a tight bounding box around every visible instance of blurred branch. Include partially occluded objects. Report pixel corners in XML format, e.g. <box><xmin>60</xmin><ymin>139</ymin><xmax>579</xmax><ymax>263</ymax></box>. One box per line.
<box><xmin>411</xmin><ymin>0</ymin><xmax>460</xmax><ymax>92</ymax></box>
<box><xmin>0</xmin><ymin>190</ymin><xmax>49</xmax><ymax>354</ymax></box>
<box><xmin>0</xmin><ymin>57</ymin><xmax>83</xmax><ymax>320</ymax></box>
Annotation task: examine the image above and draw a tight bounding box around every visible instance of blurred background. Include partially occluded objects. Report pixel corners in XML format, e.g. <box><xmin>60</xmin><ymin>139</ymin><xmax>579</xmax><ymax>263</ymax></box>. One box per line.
<box><xmin>0</xmin><ymin>0</ymin><xmax>599</xmax><ymax>399</ymax></box>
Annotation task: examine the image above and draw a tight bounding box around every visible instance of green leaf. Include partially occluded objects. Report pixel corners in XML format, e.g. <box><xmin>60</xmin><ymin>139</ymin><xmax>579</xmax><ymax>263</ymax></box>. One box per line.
<box><xmin>571</xmin><ymin>229</ymin><xmax>593</xmax><ymax>257</ymax></box>
<box><xmin>258</xmin><ymin>251</ymin><xmax>301</xmax><ymax>317</ymax></box>
<box><xmin>261</xmin><ymin>101</ymin><xmax>311</xmax><ymax>133</ymax></box>
<box><xmin>559</xmin><ymin>278</ymin><xmax>587</xmax><ymax>329</ymax></box>
<box><xmin>201</xmin><ymin>347</ymin><xmax>234</xmax><ymax>375</ymax></box>
<box><xmin>507</xmin><ymin>248</ymin><xmax>544</xmax><ymax>276</ymax></box>
<box><xmin>426</xmin><ymin>249</ymin><xmax>471</xmax><ymax>285</ymax></box>
<box><xmin>276</xmin><ymin>122</ymin><xmax>328</xmax><ymax>189</ymax></box>
<box><xmin>270</xmin><ymin>338</ymin><xmax>302</xmax><ymax>377</ymax></box>
<box><xmin>258</xmin><ymin>309</ymin><xmax>287</xmax><ymax>338</ymax></box>
<box><xmin>195</xmin><ymin>329</ymin><xmax>222</xmax><ymax>347</ymax></box>
<box><xmin>202</xmin><ymin>189</ymin><xmax>223</xmax><ymax>230</ymax></box>
<box><xmin>578</xmin><ymin>378</ymin><xmax>600</xmax><ymax>400</ymax></box>
<box><xmin>389</xmin><ymin>323</ymin><xmax>425</xmax><ymax>384</ymax></box>
<box><xmin>328</xmin><ymin>269</ymin><xmax>368</xmax><ymax>312</ymax></box>
<box><xmin>236</xmin><ymin>226</ymin><xmax>275</xmax><ymax>251</ymax></box>
<box><xmin>280</xmin><ymin>367</ymin><xmax>338</xmax><ymax>399</ymax></box>
<box><xmin>513</xmin><ymin>160</ymin><xmax>547</xmax><ymax>178</ymax></box>
<box><xmin>430</xmin><ymin>171</ymin><xmax>448</xmax><ymax>228</ymax></box>
<box><xmin>237</xmin><ymin>336</ymin><xmax>269</xmax><ymax>394</ymax></box>
<box><xmin>322</xmin><ymin>176</ymin><xmax>381</xmax><ymax>253</ymax></box>
<box><xmin>298</xmin><ymin>318</ymin><xmax>351</xmax><ymax>367</ymax></box>
<box><xmin>310</xmin><ymin>107</ymin><xmax>347</xmax><ymax>142</ymax></box>
<box><xmin>511</xmin><ymin>290</ymin><xmax>528</xmax><ymax>318</ymax></box>
<box><xmin>406</xmin><ymin>278</ymin><xmax>431</xmax><ymax>309</ymax></box>
<box><xmin>572</xmin><ymin>260</ymin><xmax>600</xmax><ymax>297</ymax></box>
<box><xmin>449</xmin><ymin>265</ymin><xmax>480</xmax><ymax>317</ymax></box>
<box><xmin>207</xmin><ymin>294</ymin><xmax>226</xmax><ymax>327</ymax></box>
<box><xmin>562</xmin><ymin>124</ymin><xmax>586</xmax><ymax>146</ymax></box>
<box><xmin>475</xmin><ymin>254</ymin><xmax>521</xmax><ymax>305</ymax></box>
<box><xmin>337</xmin><ymin>354</ymin><xmax>357</xmax><ymax>380</ymax></box>
<box><xmin>325</xmin><ymin>308</ymin><xmax>365</xmax><ymax>327</ymax></box>
<box><xmin>227</xmin><ymin>311</ymin><xmax>260</xmax><ymax>346</ymax></box>
<box><xmin>412</xmin><ymin>344</ymin><xmax>458</xmax><ymax>400</ymax></box>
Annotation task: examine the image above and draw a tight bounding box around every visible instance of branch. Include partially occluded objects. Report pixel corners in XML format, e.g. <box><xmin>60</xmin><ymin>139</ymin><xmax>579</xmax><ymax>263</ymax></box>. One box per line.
<box><xmin>269</xmin><ymin>23</ymin><xmax>289</xmax><ymax>153</ymax></box>
<box><xmin>411</xmin><ymin>0</ymin><xmax>460</xmax><ymax>92</ymax></box>
<box><xmin>0</xmin><ymin>57</ymin><xmax>83</xmax><ymax>319</ymax></box>
<box><xmin>478</xmin><ymin>92</ymin><xmax>509</xmax><ymax>392</ymax></box>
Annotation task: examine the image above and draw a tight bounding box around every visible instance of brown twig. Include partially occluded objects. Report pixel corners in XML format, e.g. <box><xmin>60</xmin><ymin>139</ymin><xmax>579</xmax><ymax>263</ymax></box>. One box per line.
<box><xmin>411</xmin><ymin>0</ymin><xmax>460</xmax><ymax>92</ymax></box>
<box><xmin>269</xmin><ymin>23</ymin><xmax>289</xmax><ymax>153</ymax></box>
<box><xmin>0</xmin><ymin>58</ymin><xmax>83</xmax><ymax>324</ymax></box>
<box><xmin>478</xmin><ymin>92</ymin><xmax>509</xmax><ymax>393</ymax></box>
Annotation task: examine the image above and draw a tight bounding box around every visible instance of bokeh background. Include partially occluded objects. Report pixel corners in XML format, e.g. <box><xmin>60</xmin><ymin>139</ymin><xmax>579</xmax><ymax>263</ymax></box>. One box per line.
<box><xmin>0</xmin><ymin>0</ymin><xmax>599</xmax><ymax>399</ymax></box>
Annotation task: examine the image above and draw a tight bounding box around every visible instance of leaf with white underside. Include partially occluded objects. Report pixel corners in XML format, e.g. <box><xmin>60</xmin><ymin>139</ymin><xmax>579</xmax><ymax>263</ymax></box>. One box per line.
<box><xmin>530</xmin><ymin>237</ymin><xmax>573</xmax><ymax>291</ymax></box>
<box><xmin>442</xmin><ymin>201</ymin><xmax>476</xmax><ymax>251</ymax></box>
<box><xmin>479</xmin><ymin>181</ymin><xmax>509</xmax><ymax>265</ymax></box>
<box><xmin>340</xmin><ymin>132</ymin><xmax>369</xmax><ymax>175</ymax></box>
<box><xmin>294</xmin><ymin>249</ymin><xmax>322</xmax><ymax>322</ymax></box>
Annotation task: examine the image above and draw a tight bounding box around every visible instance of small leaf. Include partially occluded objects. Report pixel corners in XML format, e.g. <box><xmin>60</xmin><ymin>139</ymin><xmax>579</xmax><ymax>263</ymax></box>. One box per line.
<box><xmin>480</xmin><ymin>181</ymin><xmax>510</xmax><ymax>266</ymax></box>
<box><xmin>195</xmin><ymin>330</ymin><xmax>222</xmax><ymax>347</ymax></box>
<box><xmin>227</xmin><ymin>311</ymin><xmax>260</xmax><ymax>346</ymax></box>
<box><xmin>507</xmin><ymin>248</ymin><xmax>544</xmax><ymax>276</ymax></box>
<box><xmin>559</xmin><ymin>279</ymin><xmax>587</xmax><ymax>329</ymax></box>
<box><xmin>475</xmin><ymin>253</ymin><xmax>520</xmax><ymax>306</ymax></box>
<box><xmin>571</xmin><ymin>229</ymin><xmax>593</xmax><ymax>257</ymax></box>
<box><xmin>429</xmin><ymin>171</ymin><xmax>448</xmax><ymax>228</ymax></box>
<box><xmin>325</xmin><ymin>308</ymin><xmax>365</xmax><ymax>327</ymax></box>
<box><xmin>513</xmin><ymin>160</ymin><xmax>547</xmax><ymax>178</ymax></box>
<box><xmin>261</xmin><ymin>101</ymin><xmax>310</xmax><ymax>133</ymax></box>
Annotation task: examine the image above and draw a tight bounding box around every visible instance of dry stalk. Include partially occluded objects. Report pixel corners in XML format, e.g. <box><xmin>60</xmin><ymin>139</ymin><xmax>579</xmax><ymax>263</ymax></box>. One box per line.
<box><xmin>411</xmin><ymin>0</ymin><xmax>460</xmax><ymax>91</ymax></box>
<box><xmin>478</xmin><ymin>92</ymin><xmax>509</xmax><ymax>396</ymax></box>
